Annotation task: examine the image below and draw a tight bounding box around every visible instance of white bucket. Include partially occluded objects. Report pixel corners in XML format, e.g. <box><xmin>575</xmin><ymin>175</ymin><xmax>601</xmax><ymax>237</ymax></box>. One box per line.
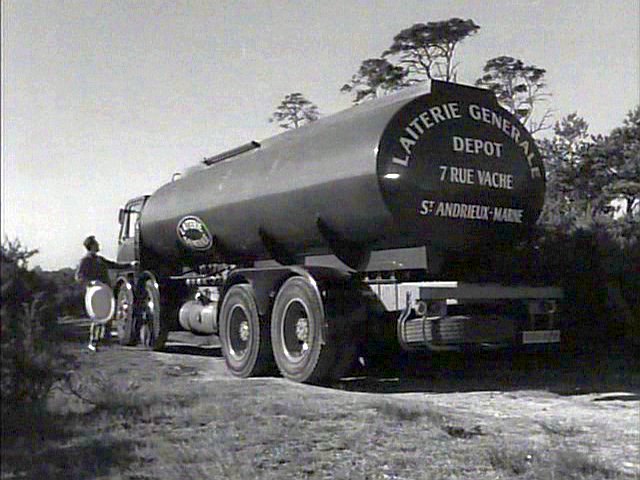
<box><xmin>85</xmin><ymin>281</ymin><xmax>115</xmax><ymax>323</ymax></box>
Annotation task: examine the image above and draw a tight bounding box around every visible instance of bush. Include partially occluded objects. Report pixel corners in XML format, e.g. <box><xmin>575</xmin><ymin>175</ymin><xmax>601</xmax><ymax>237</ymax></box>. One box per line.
<box><xmin>534</xmin><ymin>223</ymin><xmax>640</xmax><ymax>349</ymax></box>
<box><xmin>1</xmin><ymin>238</ymin><xmax>72</xmax><ymax>419</ymax></box>
<box><xmin>40</xmin><ymin>268</ymin><xmax>85</xmax><ymax>318</ymax></box>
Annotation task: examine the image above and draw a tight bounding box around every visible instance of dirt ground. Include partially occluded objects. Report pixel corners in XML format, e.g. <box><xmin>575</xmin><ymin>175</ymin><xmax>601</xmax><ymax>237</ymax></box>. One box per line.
<box><xmin>4</xmin><ymin>320</ymin><xmax>639</xmax><ymax>479</ymax></box>
<box><xmin>165</xmin><ymin>338</ymin><xmax>640</xmax><ymax>478</ymax></box>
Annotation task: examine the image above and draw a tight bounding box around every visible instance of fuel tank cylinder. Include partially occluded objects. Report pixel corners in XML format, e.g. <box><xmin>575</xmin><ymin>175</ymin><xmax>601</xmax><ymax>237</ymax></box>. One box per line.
<box><xmin>140</xmin><ymin>81</ymin><xmax>545</xmax><ymax>270</ymax></box>
<box><xmin>178</xmin><ymin>300</ymin><xmax>217</xmax><ymax>334</ymax></box>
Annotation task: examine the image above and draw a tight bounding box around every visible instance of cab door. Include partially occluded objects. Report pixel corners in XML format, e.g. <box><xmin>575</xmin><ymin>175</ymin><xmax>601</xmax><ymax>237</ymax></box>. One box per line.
<box><xmin>117</xmin><ymin>197</ymin><xmax>148</xmax><ymax>263</ymax></box>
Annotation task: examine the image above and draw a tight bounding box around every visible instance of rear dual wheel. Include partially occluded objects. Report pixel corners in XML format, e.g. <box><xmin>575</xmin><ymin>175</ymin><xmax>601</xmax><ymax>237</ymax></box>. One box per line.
<box><xmin>270</xmin><ymin>276</ymin><xmax>358</xmax><ymax>384</ymax></box>
<box><xmin>218</xmin><ymin>276</ymin><xmax>360</xmax><ymax>384</ymax></box>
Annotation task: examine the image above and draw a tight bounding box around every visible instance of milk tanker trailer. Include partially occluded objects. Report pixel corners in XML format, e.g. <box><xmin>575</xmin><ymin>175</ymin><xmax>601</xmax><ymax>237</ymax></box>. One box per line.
<box><xmin>113</xmin><ymin>81</ymin><xmax>562</xmax><ymax>383</ymax></box>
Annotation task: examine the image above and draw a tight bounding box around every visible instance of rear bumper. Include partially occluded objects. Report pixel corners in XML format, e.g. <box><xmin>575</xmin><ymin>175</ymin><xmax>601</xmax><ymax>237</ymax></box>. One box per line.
<box><xmin>367</xmin><ymin>281</ymin><xmax>564</xmax><ymax>352</ymax></box>
<box><xmin>398</xmin><ymin>314</ymin><xmax>561</xmax><ymax>352</ymax></box>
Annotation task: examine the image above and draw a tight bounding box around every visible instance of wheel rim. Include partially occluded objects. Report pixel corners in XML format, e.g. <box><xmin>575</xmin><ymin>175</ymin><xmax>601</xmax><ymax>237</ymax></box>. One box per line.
<box><xmin>280</xmin><ymin>298</ymin><xmax>312</xmax><ymax>363</ymax></box>
<box><xmin>115</xmin><ymin>288</ymin><xmax>132</xmax><ymax>336</ymax></box>
<box><xmin>228</xmin><ymin>304</ymin><xmax>251</xmax><ymax>360</ymax></box>
<box><xmin>140</xmin><ymin>284</ymin><xmax>156</xmax><ymax>348</ymax></box>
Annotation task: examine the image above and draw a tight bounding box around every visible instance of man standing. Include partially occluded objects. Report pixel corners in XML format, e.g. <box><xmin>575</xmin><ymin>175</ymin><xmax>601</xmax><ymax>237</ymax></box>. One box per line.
<box><xmin>75</xmin><ymin>235</ymin><xmax>135</xmax><ymax>351</ymax></box>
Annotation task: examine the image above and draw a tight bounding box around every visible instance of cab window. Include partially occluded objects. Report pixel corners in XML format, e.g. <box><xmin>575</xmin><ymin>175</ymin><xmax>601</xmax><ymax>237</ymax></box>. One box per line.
<box><xmin>119</xmin><ymin>201</ymin><xmax>144</xmax><ymax>243</ymax></box>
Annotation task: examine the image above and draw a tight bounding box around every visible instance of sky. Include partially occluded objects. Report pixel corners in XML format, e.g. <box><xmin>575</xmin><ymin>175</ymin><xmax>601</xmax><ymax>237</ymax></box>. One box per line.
<box><xmin>2</xmin><ymin>0</ymin><xmax>639</xmax><ymax>270</ymax></box>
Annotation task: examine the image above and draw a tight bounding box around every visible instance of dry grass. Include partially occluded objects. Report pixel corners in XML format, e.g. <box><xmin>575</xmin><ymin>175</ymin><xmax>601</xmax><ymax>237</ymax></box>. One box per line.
<box><xmin>537</xmin><ymin>419</ymin><xmax>585</xmax><ymax>438</ymax></box>
<box><xmin>488</xmin><ymin>440</ymin><xmax>627</xmax><ymax>479</ymax></box>
<box><xmin>2</xmin><ymin>337</ymin><xmax>637</xmax><ymax>480</ymax></box>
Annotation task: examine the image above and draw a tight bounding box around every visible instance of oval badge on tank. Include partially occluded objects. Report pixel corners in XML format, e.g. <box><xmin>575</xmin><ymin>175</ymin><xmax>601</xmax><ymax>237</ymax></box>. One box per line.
<box><xmin>176</xmin><ymin>216</ymin><xmax>213</xmax><ymax>251</ymax></box>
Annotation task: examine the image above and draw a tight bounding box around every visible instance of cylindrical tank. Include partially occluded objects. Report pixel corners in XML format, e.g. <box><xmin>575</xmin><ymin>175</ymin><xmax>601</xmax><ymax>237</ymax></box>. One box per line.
<box><xmin>140</xmin><ymin>80</ymin><xmax>545</xmax><ymax>270</ymax></box>
<box><xmin>178</xmin><ymin>300</ymin><xmax>217</xmax><ymax>334</ymax></box>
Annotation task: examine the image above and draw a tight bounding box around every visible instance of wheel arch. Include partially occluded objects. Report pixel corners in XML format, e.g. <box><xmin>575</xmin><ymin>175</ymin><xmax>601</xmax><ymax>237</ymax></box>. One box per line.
<box><xmin>136</xmin><ymin>270</ymin><xmax>159</xmax><ymax>290</ymax></box>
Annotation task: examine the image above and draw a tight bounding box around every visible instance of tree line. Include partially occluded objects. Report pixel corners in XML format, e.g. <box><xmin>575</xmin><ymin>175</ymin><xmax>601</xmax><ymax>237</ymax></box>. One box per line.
<box><xmin>270</xmin><ymin>18</ymin><xmax>551</xmax><ymax>134</ymax></box>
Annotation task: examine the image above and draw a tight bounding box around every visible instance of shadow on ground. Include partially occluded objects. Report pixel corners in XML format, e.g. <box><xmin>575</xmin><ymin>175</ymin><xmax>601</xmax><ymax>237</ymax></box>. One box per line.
<box><xmin>152</xmin><ymin>341</ymin><xmax>639</xmax><ymax>397</ymax></box>
<box><xmin>592</xmin><ymin>393</ymin><xmax>640</xmax><ymax>402</ymax></box>
<box><xmin>335</xmin><ymin>347</ymin><xmax>639</xmax><ymax>396</ymax></box>
<box><xmin>162</xmin><ymin>344</ymin><xmax>222</xmax><ymax>357</ymax></box>
<box><xmin>1</xmin><ymin>409</ymin><xmax>138</xmax><ymax>480</ymax></box>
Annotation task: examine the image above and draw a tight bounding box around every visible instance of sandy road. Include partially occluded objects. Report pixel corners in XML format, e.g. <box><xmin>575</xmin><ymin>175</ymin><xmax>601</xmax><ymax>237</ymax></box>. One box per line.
<box><xmin>409</xmin><ymin>390</ymin><xmax>639</xmax><ymax>475</ymax></box>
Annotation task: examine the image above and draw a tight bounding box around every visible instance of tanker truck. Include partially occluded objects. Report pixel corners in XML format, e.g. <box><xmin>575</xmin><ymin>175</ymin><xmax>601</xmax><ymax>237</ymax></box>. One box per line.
<box><xmin>112</xmin><ymin>80</ymin><xmax>562</xmax><ymax>383</ymax></box>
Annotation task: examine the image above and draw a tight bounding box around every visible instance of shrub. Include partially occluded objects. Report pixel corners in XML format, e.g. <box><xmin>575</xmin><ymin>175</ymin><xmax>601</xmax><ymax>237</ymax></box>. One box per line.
<box><xmin>41</xmin><ymin>268</ymin><xmax>85</xmax><ymax>318</ymax></box>
<box><xmin>488</xmin><ymin>442</ymin><xmax>623</xmax><ymax>480</ymax></box>
<box><xmin>534</xmin><ymin>223</ymin><xmax>639</xmax><ymax>348</ymax></box>
<box><xmin>1</xmin><ymin>238</ymin><xmax>72</xmax><ymax>419</ymax></box>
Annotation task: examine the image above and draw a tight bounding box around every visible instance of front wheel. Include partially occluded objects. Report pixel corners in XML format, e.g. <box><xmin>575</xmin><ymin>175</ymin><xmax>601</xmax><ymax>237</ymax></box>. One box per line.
<box><xmin>136</xmin><ymin>278</ymin><xmax>168</xmax><ymax>351</ymax></box>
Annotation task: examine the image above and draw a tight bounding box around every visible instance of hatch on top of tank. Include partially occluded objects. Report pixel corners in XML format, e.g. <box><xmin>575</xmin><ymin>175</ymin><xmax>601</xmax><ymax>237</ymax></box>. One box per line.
<box><xmin>203</xmin><ymin>141</ymin><xmax>261</xmax><ymax>167</ymax></box>
<box><xmin>178</xmin><ymin>141</ymin><xmax>261</xmax><ymax>178</ymax></box>
<box><xmin>179</xmin><ymin>81</ymin><xmax>488</xmax><ymax>179</ymax></box>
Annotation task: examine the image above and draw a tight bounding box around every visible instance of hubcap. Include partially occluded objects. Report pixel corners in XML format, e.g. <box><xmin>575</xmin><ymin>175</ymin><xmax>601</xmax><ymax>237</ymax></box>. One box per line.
<box><xmin>281</xmin><ymin>299</ymin><xmax>312</xmax><ymax>362</ymax></box>
<box><xmin>239</xmin><ymin>320</ymin><xmax>250</xmax><ymax>342</ymax></box>
<box><xmin>295</xmin><ymin>317</ymin><xmax>309</xmax><ymax>344</ymax></box>
<box><xmin>228</xmin><ymin>305</ymin><xmax>250</xmax><ymax>359</ymax></box>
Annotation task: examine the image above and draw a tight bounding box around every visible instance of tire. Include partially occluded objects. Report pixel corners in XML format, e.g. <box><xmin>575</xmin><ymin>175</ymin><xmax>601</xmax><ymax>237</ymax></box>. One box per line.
<box><xmin>219</xmin><ymin>284</ymin><xmax>274</xmax><ymax>377</ymax></box>
<box><xmin>271</xmin><ymin>276</ymin><xmax>343</xmax><ymax>383</ymax></box>
<box><xmin>114</xmin><ymin>281</ymin><xmax>136</xmax><ymax>346</ymax></box>
<box><xmin>136</xmin><ymin>278</ymin><xmax>169</xmax><ymax>351</ymax></box>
